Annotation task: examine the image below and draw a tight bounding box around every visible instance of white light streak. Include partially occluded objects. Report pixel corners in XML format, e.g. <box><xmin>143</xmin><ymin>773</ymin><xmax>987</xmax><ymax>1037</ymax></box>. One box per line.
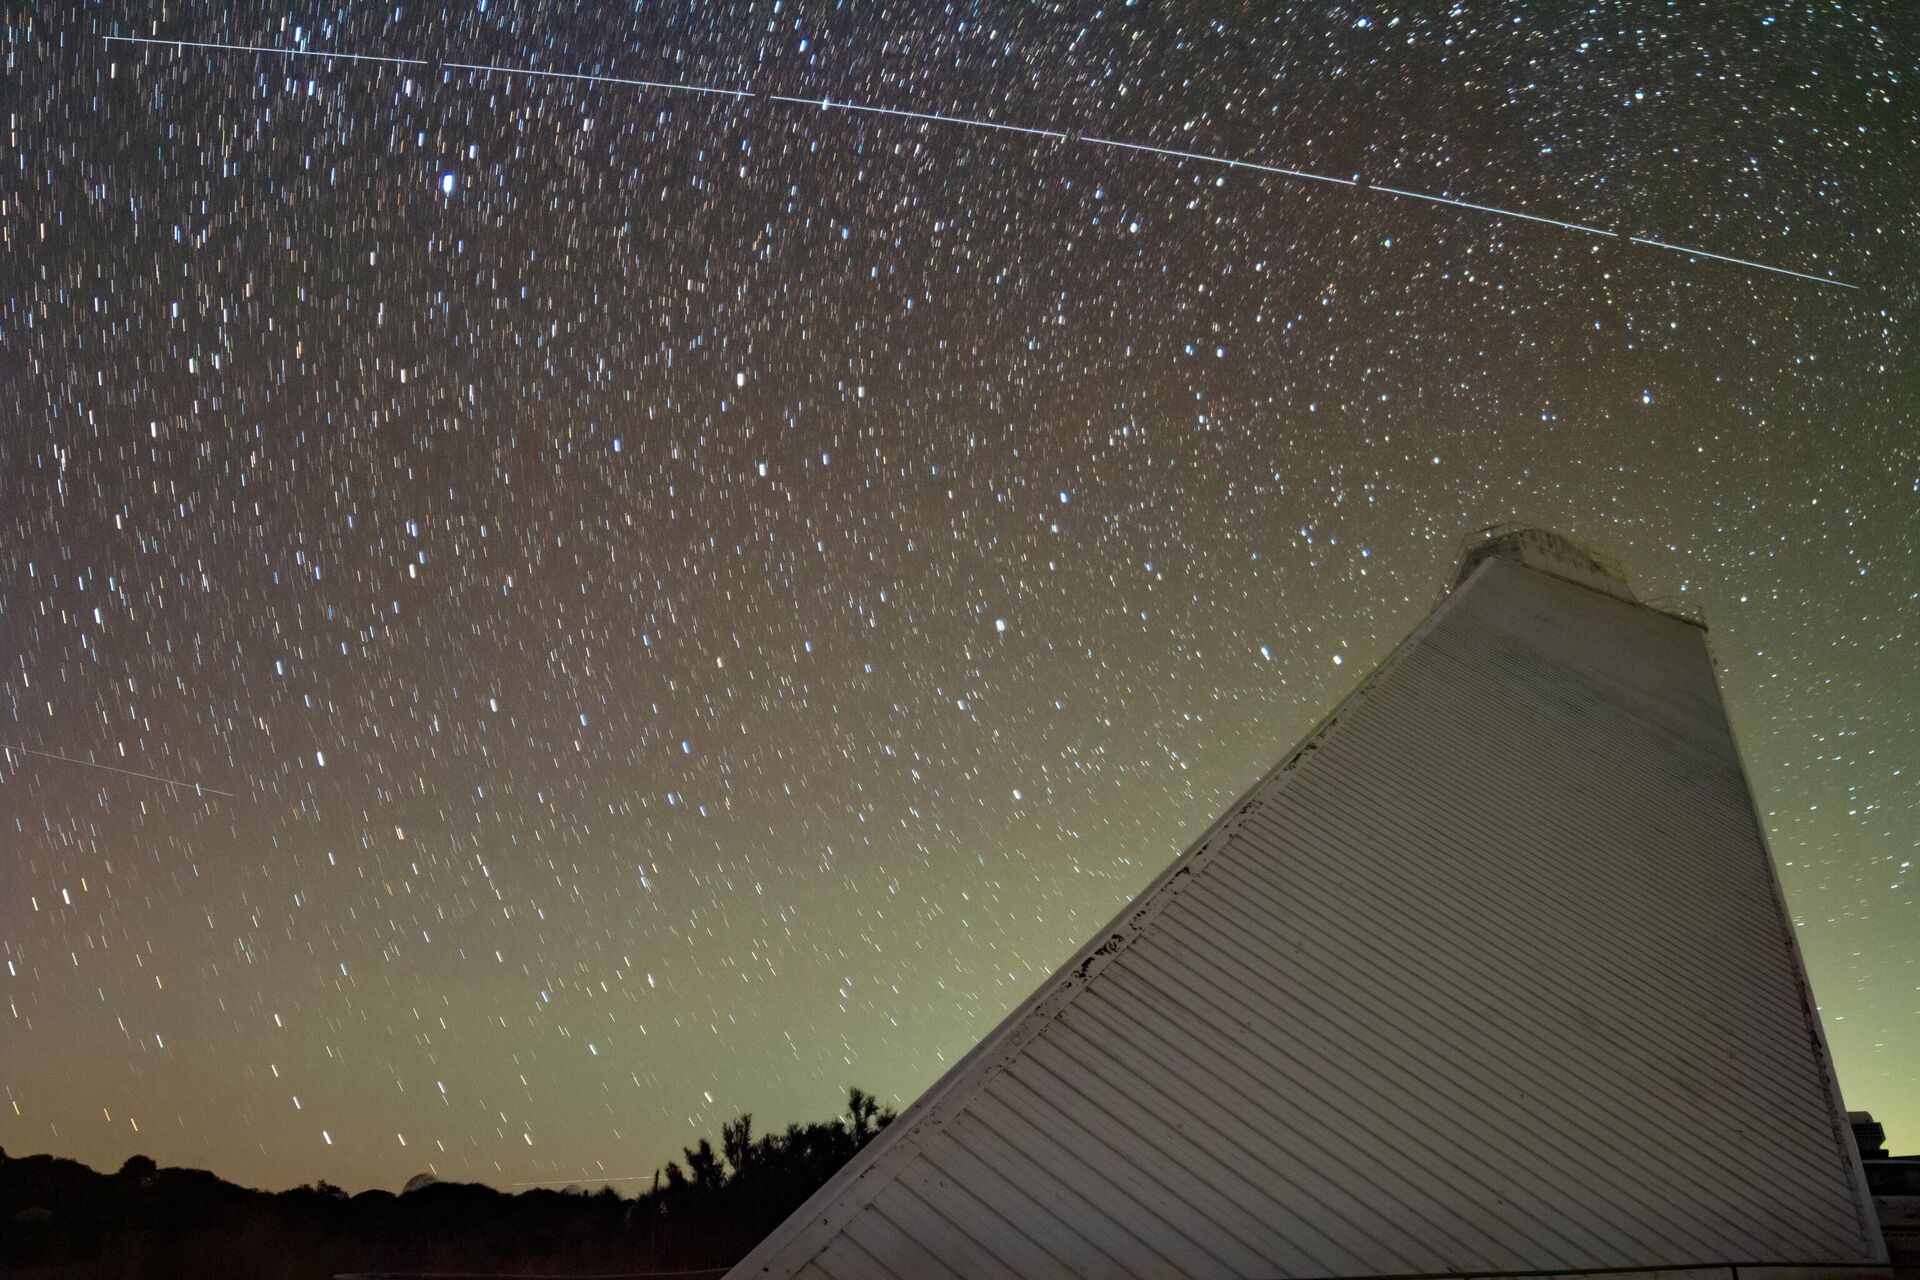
<box><xmin>1628</xmin><ymin>235</ymin><xmax>1858</xmax><ymax>290</ymax></box>
<box><xmin>1079</xmin><ymin>135</ymin><xmax>1357</xmax><ymax>189</ymax></box>
<box><xmin>1370</xmin><ymin>183</ymin><xmax>1615</xmax><ymax>238</ymax></box>
<box><xmin>509</xmin><ymin>1172</ymin><xmax>673</xmax><ymax>1186</ymax></box>
<box><xmin>103</xmin><ymin>33</ymin><xmax>425</xmax><ymax>67</ymax></box>
<box><xmin>442</xmin><ymin>61</ymin><xmax>753</xmax><ymax>99</ymax></box>
<box><xmin>108</xmin><ymin>35</ymin><xmax>1859</xmax><ymax>290</ymax></box>
<box><xmin>768</xmin><ymin>94</ymin><xmax>1065</xmax><ymax>141</ymax></box>
<box><xmin>1</xmin><ymin>743</ymin><xmax>235</xmax><ymax>798</ymax></box>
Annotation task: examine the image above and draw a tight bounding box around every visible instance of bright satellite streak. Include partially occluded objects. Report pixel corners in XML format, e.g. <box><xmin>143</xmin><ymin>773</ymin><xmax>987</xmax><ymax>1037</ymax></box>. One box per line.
<box><xmin>101</xmin><ymin>33</ymin><xmax>1858</xmax><ymax>291</ymax></box>
<box><xmin>103</xmin><ymin>33</ymin><xmax>426</xmax><ymax>67</ymax></box>
<box><xmin>768</xmin><ymin>94</ymin><xmax>1068</xmax><ymax>141</ymax></box>
<box><xmin>443</xmin><ymin>59</ymin><xmax>754</xmax><ymax>99</ymax></box>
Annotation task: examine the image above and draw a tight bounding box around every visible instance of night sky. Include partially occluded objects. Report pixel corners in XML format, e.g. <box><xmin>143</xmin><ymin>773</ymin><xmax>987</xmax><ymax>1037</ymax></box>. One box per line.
<box><xmin>5</xmin><ymin>4</ymin><xmax>1913</xmax><ymax>1194</ymax></box>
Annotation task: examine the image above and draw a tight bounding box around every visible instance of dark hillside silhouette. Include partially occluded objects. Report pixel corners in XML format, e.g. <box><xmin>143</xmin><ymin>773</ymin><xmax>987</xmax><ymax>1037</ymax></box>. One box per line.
<box><xmin>0</xmin><ymin>1087</ymin><xmax>895</xmax><ymax>1280</ymax></box>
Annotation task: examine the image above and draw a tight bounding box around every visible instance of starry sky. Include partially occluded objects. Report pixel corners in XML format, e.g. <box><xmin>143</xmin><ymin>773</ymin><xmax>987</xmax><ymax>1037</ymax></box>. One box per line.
<box><xmin>4</xmin><ymin>3</ymin><xmax>1914</xmax><ymax>1193</ymax></box>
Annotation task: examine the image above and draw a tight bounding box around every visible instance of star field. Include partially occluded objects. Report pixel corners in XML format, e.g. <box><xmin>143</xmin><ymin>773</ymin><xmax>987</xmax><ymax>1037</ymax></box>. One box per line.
<box><xmin>3</xmin><ymin>3</ymin><xmax>1914</xmax><ymax>1192</ymax></box>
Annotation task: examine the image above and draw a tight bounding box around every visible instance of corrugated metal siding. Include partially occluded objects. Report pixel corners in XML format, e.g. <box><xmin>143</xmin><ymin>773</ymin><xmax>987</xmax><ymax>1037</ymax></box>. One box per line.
<box><xmin>726</xmin><ymin>554</ymin><xmax>1886</xmax><ymax>1280</ymax></box>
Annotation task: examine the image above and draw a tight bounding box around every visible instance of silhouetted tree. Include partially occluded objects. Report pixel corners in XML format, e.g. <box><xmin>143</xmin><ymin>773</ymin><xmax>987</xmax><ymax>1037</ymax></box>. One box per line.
<box><xmin>0</xmin><ymin>1088</ymin><xmax>901</xmax><ymax>1278</ymax></box>
<box><xmin>683</xmin><ymin>1138</ymin><xmax>725</xmax><ymax>1192</ymax></box>
<box><xmin>846</xmin><ymin>1086</ymin><xmax>894</xmax><ymax>1140</ymax></box>
<box><xmin>722</xmin><ymin>1113</ymin><xmax>755</xmax><ymax>1176</ymax></box>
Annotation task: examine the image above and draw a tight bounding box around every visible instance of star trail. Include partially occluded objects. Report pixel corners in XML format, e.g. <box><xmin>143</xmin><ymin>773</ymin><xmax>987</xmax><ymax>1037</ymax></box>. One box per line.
<box><xmin>4</xmin><ymin>4</ymin><xmax>1913</xmax><ymax>1196</ymax></box>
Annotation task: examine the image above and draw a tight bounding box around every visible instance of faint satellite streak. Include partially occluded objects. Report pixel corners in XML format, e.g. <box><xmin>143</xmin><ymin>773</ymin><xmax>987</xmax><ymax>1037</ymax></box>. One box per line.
<box><xmin>1</xmin><ymin>742</ymin><xmax>236</xmax><ymax>798</ymax></box>
<box><xmin>769</xmin><ymin>94</ymin><xmax>1068</xmax><ymax>141</ymax></box>
<box><xmin>104</xmin><ymin>33</ymin><xmax>427</xmax><ymax>67</ymax></box>
<box><xmin>1079</xmin><ymin>134</ymin><xmax>1359</xmax><ymax>191</ymax></box>
<box><xmin>1622</xmin><ymin>234</ymin><xmax>1853</xmax><ymax>288</ymax></box>
<box><xmin>101</xmin><ymin>34</ymin><xmax>1859</xmax><ymax>290</ymax></box>
<box><xmin>444</xmin><ymin>60</ymin><xmax>754</xmax><ymax>99</ymax></box>
<box><xmin>509</xmin><ymin>1173</ymin><xmax>665</xmax><ymax>1186</ymax></box>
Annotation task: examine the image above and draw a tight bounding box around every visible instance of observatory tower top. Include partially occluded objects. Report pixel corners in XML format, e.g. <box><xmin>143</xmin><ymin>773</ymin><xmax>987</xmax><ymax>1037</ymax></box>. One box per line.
<box><xmin>1453</xmin><ymin>524</ymin><xmax>1637</xmax><ymax>603</ymax></box>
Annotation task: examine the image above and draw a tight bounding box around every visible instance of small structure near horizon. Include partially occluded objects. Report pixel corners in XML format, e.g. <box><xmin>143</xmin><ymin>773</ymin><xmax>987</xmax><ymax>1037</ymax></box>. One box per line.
<box><xmin>1852</xmin><ymin>1113</ymin><xmax>1891</xmax><ymax>1161</ymax></box>
<box><xmin>725</xmin><ymin>528</ymin><xmax>1888</xmax><ymax>1280</ymax></box>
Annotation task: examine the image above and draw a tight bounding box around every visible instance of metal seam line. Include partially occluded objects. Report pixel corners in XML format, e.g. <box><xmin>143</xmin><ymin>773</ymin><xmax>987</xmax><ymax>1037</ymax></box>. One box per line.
<box><xmin>101</xmin><ymin>34</ymin><xmax>1858</xmax><ymax>290</ymax></box>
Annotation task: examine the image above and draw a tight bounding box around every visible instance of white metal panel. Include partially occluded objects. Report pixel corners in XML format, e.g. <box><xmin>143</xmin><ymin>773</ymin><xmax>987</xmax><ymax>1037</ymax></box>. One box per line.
<box><xmin>726</xmin><ymin>547</ymin><xmax>1887</xmax><ymax>1280</ymax></box>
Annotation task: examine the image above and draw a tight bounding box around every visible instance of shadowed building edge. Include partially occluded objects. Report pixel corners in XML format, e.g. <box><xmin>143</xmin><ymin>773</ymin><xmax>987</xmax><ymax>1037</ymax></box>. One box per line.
<box><xmin>724</xmin><ymin>528</ymin><xmax>1890</xmax><ymax>1280</ymax></box>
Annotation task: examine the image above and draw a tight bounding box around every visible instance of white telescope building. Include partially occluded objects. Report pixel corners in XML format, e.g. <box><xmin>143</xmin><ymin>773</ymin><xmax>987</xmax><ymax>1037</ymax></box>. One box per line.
<box><xmin>726</xmin><ymin>527</ymin><xmax>1888</xmax><ymax>1280</ymax></box>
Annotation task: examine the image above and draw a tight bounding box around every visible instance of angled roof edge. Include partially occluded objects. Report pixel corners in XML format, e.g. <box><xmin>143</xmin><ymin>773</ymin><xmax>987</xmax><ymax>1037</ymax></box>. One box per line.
<box><xmin>725</xmin><ymin>559</ymin><xmax>1503</xmax><ymax>1280</ymax></box>
<box><xmin>1449</xmin><ymin>524</ymin><xmax>1709</xmax><ymax>632</ymax></box>
<box><xmin>1452</xmin><ymin>525</ymin><xmax>1638</xmax><ymax>603</ymax></box>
